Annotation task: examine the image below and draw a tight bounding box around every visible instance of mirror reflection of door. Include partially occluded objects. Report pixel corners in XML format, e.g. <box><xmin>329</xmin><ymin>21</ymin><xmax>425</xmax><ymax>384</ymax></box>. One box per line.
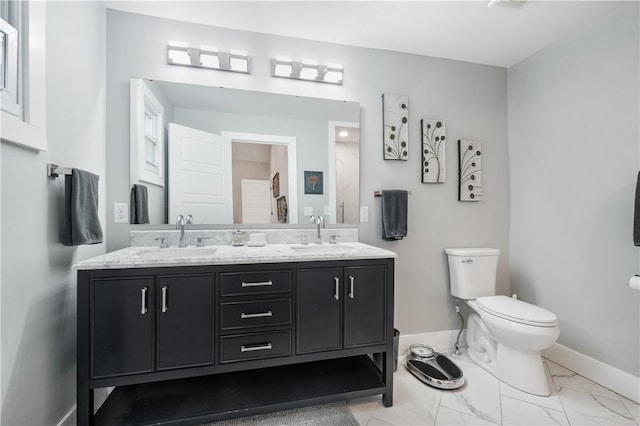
<box><xmin>168</xmin><ymin>123</ymin><xmax>233</xmax><ymax>223</ymax></box>
<box><xmin>240</xmin><ymin>179</ymin><xmax>271</xmax><ymax>224</ymax></box>
<box><xmin>232</xmin><ymin>141</ymin><xmax>289</xmax><ymax>224</ymax></box>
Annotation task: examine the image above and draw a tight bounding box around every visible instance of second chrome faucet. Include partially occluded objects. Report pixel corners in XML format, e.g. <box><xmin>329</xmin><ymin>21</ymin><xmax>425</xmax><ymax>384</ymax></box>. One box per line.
<box><xmin>309</xmin><ymin>215</ymin><xmax>325</xmax><ymax>244</ymax></box>
<box><xmin>175</xmin><ymin>214</ymin><xmax>193</xmax><ymax>247</ymax></box>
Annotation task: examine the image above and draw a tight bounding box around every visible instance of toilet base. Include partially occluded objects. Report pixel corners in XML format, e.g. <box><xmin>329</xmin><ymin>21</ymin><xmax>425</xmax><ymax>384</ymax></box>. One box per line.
<box><xmin>466</xmin><ymin>313</ymin><xmax>552</xmax><ymax>396</ymax></box>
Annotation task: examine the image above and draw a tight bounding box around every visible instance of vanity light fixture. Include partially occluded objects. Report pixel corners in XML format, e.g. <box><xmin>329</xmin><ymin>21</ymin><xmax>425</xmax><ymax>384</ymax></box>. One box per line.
<box><xmin>167</xmin><ymin>41</ymin><xmax>250</xmax><ymax>74</ymax></box>
<box><xmin>272</xmin><ymin>56</ymin><xmax>343</xmax><ymax>85</ymax></box>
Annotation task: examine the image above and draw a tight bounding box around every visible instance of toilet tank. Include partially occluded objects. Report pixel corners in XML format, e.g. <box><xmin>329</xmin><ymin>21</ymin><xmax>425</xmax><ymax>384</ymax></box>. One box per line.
<box><xmin>445</xmin><ymin>248</ymin><xmax>500</xmax><ymax>300</ymax></box>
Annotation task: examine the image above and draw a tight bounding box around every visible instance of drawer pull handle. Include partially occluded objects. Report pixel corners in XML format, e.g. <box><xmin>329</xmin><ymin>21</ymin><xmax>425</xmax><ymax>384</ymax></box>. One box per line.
<box><xmin>349</xmin><ymin>275</ymin><xmax>355</xmax><ymax>299</ymax></box>
<box><xmin>161</xmin><ymin>285</ymin><xmax>168</xmax><ymax>313</ymax></box>
<box><xmin>241</xmin><ymin>311</ymin><xmax>273</xmax><ymax>319</ymax></box>
<box><xmin>240</xmin><ymin>343</ymin><xmax>273</xmax><ymax>352</ymax></box>
<box><xmin>241</xmin><ymin>280</ymin><xmax>273</xmax><ymax>288</ymax></box>
<box><xmin>334</xmin><ymin>277</ymin><xmax>340</xmax><ymax>300</ymax></box>
<box><xmin>140</xmin><ymin>287</ymin><xmax>148</xmax><ymax>315</ymax></box>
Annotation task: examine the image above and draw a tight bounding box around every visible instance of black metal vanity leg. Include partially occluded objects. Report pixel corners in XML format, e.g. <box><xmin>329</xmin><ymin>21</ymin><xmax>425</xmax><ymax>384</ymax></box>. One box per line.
<box><xmin>382</xmin><ymin>351</ymin><xmax>394</xmax><ymax>407</ymax></box>
<box><xmin>77</xmin><ymin>271</ymin><xmax>94</xmax><ymax>425</ymax></box>
<box><xmin>77</xmin><ymin>385</ymin><xmax>94</xmax><ymax>426</ymax></box>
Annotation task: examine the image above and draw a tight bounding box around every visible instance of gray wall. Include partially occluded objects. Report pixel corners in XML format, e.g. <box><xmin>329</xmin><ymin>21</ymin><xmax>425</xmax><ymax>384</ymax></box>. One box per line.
<box><xmin>106</xmin><ymin>10</ymin><xmax>510</xmax><ymax>336</ymax></box>
<box><xmin>0</xmin><ymin>2</ymin><xmax>106</xmax><ymax>424</ymax></box>
<box><xmin>508</xmin><ymin>3</ymin><xmax>639</xmax><ymax>376</ymax></box>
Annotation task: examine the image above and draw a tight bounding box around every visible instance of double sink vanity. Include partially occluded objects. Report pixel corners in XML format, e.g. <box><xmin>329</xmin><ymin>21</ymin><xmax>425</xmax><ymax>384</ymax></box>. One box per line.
<box><xmin>75</xmin><ymin>231</ymin><xmax>396</xmax><ymax>425</ymax></box>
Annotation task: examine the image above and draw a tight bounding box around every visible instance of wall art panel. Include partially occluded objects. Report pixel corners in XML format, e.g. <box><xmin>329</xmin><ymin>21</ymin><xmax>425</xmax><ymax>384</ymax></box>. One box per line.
<box><xmin>458</xmin><ymin>139</ymin><xmax>482</xmax><ymax>201</ymax></box>
<box><xmin>421</xmin><ymin>119</ymin><xmax>446</xmax><ymax>183</ymax></box>
<box><xmin>382</xmin><ymin>93</ymin><xmax>409</xmax><ymax>160</ymax></box>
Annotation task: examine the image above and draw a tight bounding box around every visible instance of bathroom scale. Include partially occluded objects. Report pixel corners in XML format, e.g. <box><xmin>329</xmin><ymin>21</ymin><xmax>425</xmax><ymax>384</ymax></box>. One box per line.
<box><xmin>405</xmin><ymin>344</ymin><xmax>465</xmax><ymax>390</ymax></box>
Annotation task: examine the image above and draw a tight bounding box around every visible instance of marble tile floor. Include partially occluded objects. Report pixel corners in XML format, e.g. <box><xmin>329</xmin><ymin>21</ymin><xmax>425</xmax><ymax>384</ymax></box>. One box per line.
<box><xmin>348</xmin><ymin>351</ymin><xmax>640</xmax><ymax>425</ymax></box>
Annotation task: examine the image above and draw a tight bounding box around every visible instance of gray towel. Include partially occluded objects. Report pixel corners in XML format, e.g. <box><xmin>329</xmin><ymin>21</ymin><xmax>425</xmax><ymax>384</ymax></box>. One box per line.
<box><xmin>381</xmin><ymin>189</ymin><xmax>408</xmax><ymax>240</ymax></box>
<box><xmin>130</xmin><ymin>184</ymin><xmax>150</xmax><ymax>224</ymax></box>
<box><xmin>62</xmin><ymin>169</ymin><xmax>103</xmax><ymax>246</ymax></box>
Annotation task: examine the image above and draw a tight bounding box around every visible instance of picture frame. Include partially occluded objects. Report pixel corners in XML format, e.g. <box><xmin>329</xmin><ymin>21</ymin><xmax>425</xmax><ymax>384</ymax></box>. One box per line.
<box><xmin>276</xmin><ymin>196</ymin><xmax>288</xmax><ymax>223</ymax></box>
<box><xmin>304</xmin><ymin>171</ymin><xmax>323</xmax><ymax>194</ymax></box>
<box><xmin>272</xmin><ymin>172</ymin><xmax>280</xmax><ymax>198</ymax></box>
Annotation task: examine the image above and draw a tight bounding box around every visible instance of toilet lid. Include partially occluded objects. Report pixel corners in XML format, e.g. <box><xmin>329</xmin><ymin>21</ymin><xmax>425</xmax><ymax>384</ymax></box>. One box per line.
<box><xmin>476</xmin><ymin>296</ymin><xmax>558</xmax><ymax>327</ymax></box>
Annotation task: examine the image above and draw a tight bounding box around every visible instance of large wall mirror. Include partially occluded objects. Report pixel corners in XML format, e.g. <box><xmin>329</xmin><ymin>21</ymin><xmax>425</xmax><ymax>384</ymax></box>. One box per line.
<box><xmin>129</xmin><ymin>79</ymin><xmax>360</xmax><ymax>226</ymax></box>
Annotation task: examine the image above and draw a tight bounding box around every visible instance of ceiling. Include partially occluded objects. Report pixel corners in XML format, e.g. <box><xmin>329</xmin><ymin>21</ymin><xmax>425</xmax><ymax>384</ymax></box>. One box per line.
<box><xmin>105</xmin><ymin>1</ymin><xmax>624</xmax><ymax>68</ymax></box>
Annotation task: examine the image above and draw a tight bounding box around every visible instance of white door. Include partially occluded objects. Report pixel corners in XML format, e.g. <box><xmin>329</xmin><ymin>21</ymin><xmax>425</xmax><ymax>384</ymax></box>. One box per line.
<box><xmin>241</xmin><ymin>179</ymin><xmax>271</xmax><ymax>224</ymax></box>
<box><xmin>169</xmin><ymin>123</ymin><xmax>233</xmax><ymax>223</ymax></box>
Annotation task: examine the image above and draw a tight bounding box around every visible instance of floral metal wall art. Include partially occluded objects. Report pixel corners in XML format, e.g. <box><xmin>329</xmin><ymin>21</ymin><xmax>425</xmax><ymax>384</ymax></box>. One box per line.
<box><xmin>458</xmin><ymin>139</ymin><xmax>482</xmax><ymax>201</ymax></box>
<box><xmin>382</xmin><ymin>93</ymin><xmax>409</xmax><ymax>160</ymax></box>
<box><xmin>421</xmin><ymin>119</ymin><xmax>446</xmax><ymax>183</ymax></box>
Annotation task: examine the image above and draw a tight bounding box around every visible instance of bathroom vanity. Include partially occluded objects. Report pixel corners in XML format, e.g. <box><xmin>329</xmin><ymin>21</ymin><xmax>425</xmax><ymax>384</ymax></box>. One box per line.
<box><xmin>75</xmin><ymin>243</ymin><xmax>395</xmax><ymax>425</ymax></box>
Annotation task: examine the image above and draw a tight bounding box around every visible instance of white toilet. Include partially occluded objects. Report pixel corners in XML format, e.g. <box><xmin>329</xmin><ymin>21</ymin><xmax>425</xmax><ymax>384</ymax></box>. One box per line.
<box><xmin>445</xmin><ymin>248</ymin><xmax>560</xmax><ymax>396</ymax></box>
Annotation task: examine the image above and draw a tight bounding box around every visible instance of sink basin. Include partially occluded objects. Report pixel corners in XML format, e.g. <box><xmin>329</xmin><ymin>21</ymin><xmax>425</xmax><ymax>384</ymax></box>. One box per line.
<box><xmin>290</xmin><ymin>244</ymin><xmax>355</xmax><ymax>254</ymax></box>
<box><xmin>136</xmin><ymin>247</ymin><xmax>218</xmax><ymax>259</ymax></box>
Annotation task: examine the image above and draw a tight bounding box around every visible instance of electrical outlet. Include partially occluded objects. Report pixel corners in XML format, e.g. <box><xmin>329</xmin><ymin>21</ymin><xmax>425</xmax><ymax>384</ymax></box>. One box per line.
<box><xmin>360</xmin><ymin>206</ymin><xmax>369</xmax><ymax>223</ymax></box>
<box><xmin>114</xmin><ymin>203</ymin><xmax>129</xmax><ymax>223</ymax></box>
<box><xmin>324</xmin><ymin>206</ymin><xmax>331</xmax><ymax>215</ymax></box>
<box><xmin>304</xmin><ymin>206</ymin><xmax>313</xmax><ymax>216</ymax></box>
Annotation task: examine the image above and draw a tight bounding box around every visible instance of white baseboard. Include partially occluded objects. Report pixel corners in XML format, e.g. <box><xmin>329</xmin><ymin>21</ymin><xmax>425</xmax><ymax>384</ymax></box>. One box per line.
<box><xmin>543</xmin><ymin>343</ymin><xmax>640</xmax><ymax>404</ymax></box>
<box><xmin>398</xmin><ymin>329</ymin><xmax>467</xmax><ymax>354</ymax></box>
<box><xmin>56</xmin><ymin>405</ymin><xmax>76</xmax><ymax>426</ymax></box>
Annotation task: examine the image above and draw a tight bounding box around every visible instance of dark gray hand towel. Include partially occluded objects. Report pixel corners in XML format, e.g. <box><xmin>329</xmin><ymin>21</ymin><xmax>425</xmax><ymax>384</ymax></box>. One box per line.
<box><xmin>62</xmin><ymin>169</ymin><xmax>103</xmax><ymax>246</ymax></box>
<box><xmin>130</xmin><ymin>184</ymin><xmax>150</xmax><ymax>224</ymax></box>
<box><xmin>634</xmin><ymin>172</ymin><xmax>640</xmax><ymax>246</ymax></box>
<box><xmin>381</xmin><ymin>189</ymin><xmax>408</xmax><ymax>240</ymax></box>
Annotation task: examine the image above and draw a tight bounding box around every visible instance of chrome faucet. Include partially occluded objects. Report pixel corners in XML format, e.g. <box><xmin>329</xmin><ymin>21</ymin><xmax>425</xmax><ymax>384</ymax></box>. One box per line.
<box><xmin>315</xmin><ymin>215</ymin><xmax>325</xmax><ymax>244</ymax></box>
<box><xmin>176</xmin><ymin>214</ymin><xmax>193</xmax><ymax>248</ymax></box>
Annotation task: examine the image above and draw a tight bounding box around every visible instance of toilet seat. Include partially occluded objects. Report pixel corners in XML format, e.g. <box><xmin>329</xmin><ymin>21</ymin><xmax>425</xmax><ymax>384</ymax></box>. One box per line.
<box><xmin>476</xmin><ymin>296</ymin><xmax>558</xmax><ymax>327</ymax></box>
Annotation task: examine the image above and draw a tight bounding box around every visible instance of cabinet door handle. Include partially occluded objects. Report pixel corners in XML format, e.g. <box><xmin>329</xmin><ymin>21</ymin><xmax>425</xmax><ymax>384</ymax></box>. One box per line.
<box><xmin>240</xmin><ymin>343</ymin><xmax>273</xmax><ymax>352</ymax></box>
<box><xmin>349</xmin><ymin>275</ymin><xmax>355</xmax><ymax>299</ymax></box>
<box><xmin>241</xmin><ymin>280</ymin><xmax>273</xmax><ymax>288</ymax></box>
<box><xmin>161</xmin><ymin>285</ymin><xmax>168</xmax><ymax>313</ymax></box>
<box><xmin>334</xmin><ymin>277</ymin><xmax>340</xmax><ymax>300</ymax></box>
<box><xmin>241</xmin><ymin>311</ymin><xmax>273</xmax><ymax>319</ymax></box>
<box><xmin>140</xmin><ymin>287</ymin><xmax>148</xmax><ymax>315</ymax></box>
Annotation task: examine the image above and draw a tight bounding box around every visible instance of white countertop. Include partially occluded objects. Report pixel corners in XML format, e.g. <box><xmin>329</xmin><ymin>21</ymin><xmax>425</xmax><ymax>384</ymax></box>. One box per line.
<box><xmin>74</xmin><ymin>242</ymin><xmax>397</xmax><ymax>270</ymax></box>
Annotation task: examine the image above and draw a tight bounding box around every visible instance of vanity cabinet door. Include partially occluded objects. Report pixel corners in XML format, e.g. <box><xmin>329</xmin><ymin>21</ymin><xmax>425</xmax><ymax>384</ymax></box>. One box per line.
<box><xmin>91</xmin><ymin>277</ymin><xmax>155</xmax><ymax>378</ymax></box>
<box><xmin>156</xmin><ymin>274</ymin><xmax>214</xmax><ymax>370</ymax></box>
<box><xmin>344</xmin><ymin>266</ymin><xmax>386</xmax><ymax>348</ymax></box>
<box><xmin>296</xmin><ymin>268</ymin><xmax>342</xmax><ymax>354</ymax></box>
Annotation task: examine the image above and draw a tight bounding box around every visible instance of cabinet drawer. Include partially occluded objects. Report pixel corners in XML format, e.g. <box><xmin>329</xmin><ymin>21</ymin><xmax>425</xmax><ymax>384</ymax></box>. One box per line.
<box><xmin>220</xmin><ymin>299</ymin><xmax>291</xmax><ymax>330</ymax></box>
<box><xmin>220</xmin><ymin>271</ymin><xmax>292</xmax><ymax>297</ymax></box>
<box><xmin>220</xmin><ymin>331</ymin><xmax>291</xmax><ymax>363</ymax></box>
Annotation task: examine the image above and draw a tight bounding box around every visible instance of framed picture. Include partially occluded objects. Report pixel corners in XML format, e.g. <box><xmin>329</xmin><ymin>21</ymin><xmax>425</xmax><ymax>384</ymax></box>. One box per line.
<box><xmin>276</xmin><ymin>196</ymin><xmax>288</xmax><ymax>223</ymax></box>
<box><xmin>272</xmin><ymin>172</ymin><xmax>280</xmax><ymax>198</ymax></box>
<box><xmin>304</xmin><ymin>171</ymin><xmax>323</xmax><ymax>194</ymax></box>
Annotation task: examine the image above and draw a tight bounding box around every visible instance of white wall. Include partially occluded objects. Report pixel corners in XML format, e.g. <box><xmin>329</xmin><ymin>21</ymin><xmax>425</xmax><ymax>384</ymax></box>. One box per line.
<box><xmin>106</xmin><ymin>10</ymin><xmax>509</xmax><ymax>336</ymax></box>
<box><xmin>0</xmin><ymin>2</ymin><xmax>106</xmax><ymax>424</ymax></box>
<box><xmin>508</xmin><ymin>3</ymin><xmax>639</xmax><ymax>376</ymax></box>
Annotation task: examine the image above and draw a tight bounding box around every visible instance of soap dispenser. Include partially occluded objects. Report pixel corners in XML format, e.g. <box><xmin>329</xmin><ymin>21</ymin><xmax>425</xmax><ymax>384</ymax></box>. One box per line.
<box><xmin>232</xmin><ymin>230</ymin><xmax>246</xmax><ymax>246</ymax></box>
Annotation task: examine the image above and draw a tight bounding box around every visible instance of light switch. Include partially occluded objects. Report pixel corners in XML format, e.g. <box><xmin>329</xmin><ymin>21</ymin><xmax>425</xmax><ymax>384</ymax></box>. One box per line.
<box><xmin>324</xmin><ymin>206</ymin><xmax>331</xmax><ymax>215</ymax></box>
<box><xmin>360</xmin><ymin>206</ymin><xmax>369</xmax><ymax>223</ymax></box>
<box><xmin>304</xmin><ymin>206</ymin><xmax>313</xmax><ymax>216</ymax></box>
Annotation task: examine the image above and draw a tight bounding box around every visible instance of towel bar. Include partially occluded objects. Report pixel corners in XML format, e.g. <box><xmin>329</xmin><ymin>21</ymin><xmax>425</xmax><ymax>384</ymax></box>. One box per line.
<box><xmin>47</xmin><ymin>163</ymin><xmax>72</xmax><ymax>178</ymax></box>
<box><xmin>373</xmin><ymin>190</ymin><xmax>412</xmax><ymax>197</ymax></box>
<box><xmin>47</xmin><ymin>163</ymin><xmax>99</xmax><ymax>180</ymax></box>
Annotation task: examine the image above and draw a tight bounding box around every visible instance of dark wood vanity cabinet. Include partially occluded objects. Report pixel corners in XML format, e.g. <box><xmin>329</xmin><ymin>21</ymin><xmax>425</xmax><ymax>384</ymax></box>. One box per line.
<box><xmin>155</xmin><ymin>274</ymin><xmax>214</xmax><ymax>370</ymax></box>
<box><xmin>297</xmin><ymin>265</ymin><xmax>387</xmax><ymax>354</ymax></box>
<box><xmin>91</xmin><ymin>276</ymin><xmax>155</xmax><ymax>378</ymax></box>
<box><xmin>78</xmin><ymin>259</ymin><xmax>394</xmax><ymax>426</ymax></box>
